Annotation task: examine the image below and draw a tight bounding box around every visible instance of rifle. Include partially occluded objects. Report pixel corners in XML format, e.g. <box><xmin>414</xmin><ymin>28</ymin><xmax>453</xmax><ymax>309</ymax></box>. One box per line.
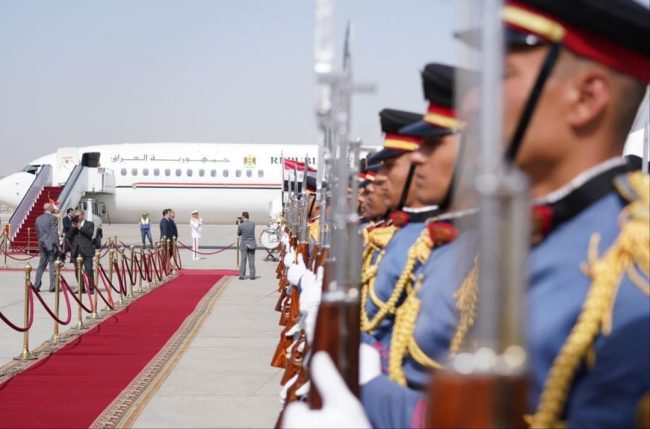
<box><xmin>426</xmin><ymin>2</ymin><xmax>529</xmax><ymax>426</ymax></box>
<box><xmin>308</xmin><ymin>21</ymin><xmax>363</xmax><ymax>409</ymax></box>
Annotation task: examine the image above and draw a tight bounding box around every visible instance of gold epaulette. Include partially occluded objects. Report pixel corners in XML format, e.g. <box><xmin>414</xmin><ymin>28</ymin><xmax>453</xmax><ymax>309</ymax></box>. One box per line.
<box><xmin>449</xmin><ymin>258</ymin><xmax>479</xmax><ymax>355</ymax></box>
<box><xmin>361</xmin><ymin>228</ymin><xmax>429</xmax><ymax>334</ymax></box>
<box><xmin>308</xmin><ymin>219</ymin><xmax>320</xmax><ymax>243</ymax></box>
<box><xmin>382</xmin><ymin>229</ymin><xmax>441</xmax><ymax>384</ymax></box>
<box><xmin>530</xmin><ymin>172</ymin><xmax>650</xmax><ymax>429</ymax></box>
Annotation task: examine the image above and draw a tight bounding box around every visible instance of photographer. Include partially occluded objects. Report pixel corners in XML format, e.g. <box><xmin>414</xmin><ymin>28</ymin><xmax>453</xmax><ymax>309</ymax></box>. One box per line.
<box><xmin>236</xmin><ymin>211</ymin><xmax>256</xmax><ymax>280</ymax></box>
<box><xmin>69</xmin><ymin>210</ymin><xmax>95</xmax><ymax>293</ymax></box>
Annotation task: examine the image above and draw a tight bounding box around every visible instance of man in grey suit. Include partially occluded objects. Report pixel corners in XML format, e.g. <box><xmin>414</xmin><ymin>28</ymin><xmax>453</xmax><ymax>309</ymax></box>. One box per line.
<box><xmin>34</xmin><ymin>203</ymin><xmax>60</xmax><ymax>292</ymax></box>
<box><xmin>236</xmin><ymin>211</ymin><xmax>256</xmax><ymax>280</ymax></box>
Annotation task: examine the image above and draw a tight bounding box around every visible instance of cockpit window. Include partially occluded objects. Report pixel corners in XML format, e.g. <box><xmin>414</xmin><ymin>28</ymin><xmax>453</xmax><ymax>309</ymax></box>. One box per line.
<box><xmin>21</xmin><ymin>165</ymin><xmax>41</xmax><ymax>175</ymax></box>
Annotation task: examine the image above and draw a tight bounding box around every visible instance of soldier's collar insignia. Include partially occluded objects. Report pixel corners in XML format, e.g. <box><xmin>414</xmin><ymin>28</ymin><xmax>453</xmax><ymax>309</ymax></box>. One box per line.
<box><xmin>389</xmin><ymin>211</ymin><xmax>411</xmax><ymax>227</ymax></box>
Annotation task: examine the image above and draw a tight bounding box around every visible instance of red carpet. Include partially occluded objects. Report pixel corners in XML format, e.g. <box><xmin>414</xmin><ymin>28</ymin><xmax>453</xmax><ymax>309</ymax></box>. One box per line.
<box><xmin>0</xmin><ymin>269</ymin><xmax>238</xmax><ymax>428</ymax></box>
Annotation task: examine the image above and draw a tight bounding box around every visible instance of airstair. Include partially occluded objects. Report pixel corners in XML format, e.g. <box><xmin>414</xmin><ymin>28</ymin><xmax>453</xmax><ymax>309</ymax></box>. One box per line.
<box><xmin>8</xmin><ymin>159</ymin><xmax>115</xmax><ymax>251</ymax></box>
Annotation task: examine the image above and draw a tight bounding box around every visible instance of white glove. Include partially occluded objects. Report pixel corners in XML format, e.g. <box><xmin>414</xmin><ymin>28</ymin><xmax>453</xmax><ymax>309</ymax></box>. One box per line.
<box><xmin>285</xmin><ymin>322</ymin><xmax>300</xmax><ymax>337</ymax></box>
<box><xmin>287</xmin><ymin>253</ymin><xmax>307</xmax><ymax>286</ymax></box>
<box><xmin>281</xmin><ymin>233</ymin><xmax>290</xmax><ymax>247</ymax></box>
<box><xmin>282</xmin><ymin>352</ymin><xmax>371</xmax><ymax>429</ymax></box>
<box><xmin>283</xmin><ymin>248</ymin><xmax>296</xmax><ymax>266</ymax></box>
<box><xmin>280</xmin><ymin>374</ymin><xmax>299</xmax><ymax>404</ymax></box>
<box><xmin>359</xmin><ymin>343</ymin><xmax>381</xmax><ymax>385</ymax></box>
<box><xmin>300</xmin><ymin>266</ymin><xmax>323</xmax><ymax>343</ymax></box>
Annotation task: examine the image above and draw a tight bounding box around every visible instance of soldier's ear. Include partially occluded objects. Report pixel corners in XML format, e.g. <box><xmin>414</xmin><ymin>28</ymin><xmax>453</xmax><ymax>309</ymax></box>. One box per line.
<box><xmin>565</xmin><ymin>69</ymin><xmax>611</xmax><ymax>131</ymax></box>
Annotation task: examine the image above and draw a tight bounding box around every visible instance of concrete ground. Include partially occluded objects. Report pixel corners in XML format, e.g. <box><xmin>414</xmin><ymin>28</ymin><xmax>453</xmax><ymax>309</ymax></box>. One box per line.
<box><xmin>0</xmin><ymin>223</ymin><xmax>283</xmax><ymax>428</ymax></box>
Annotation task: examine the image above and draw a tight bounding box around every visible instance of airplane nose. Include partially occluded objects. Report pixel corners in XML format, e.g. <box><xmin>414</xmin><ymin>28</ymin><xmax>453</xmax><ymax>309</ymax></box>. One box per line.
<box><xmin>0</xmin><ymin>172</ymin><xmax>35</xmax><ymax>207</ymax></box>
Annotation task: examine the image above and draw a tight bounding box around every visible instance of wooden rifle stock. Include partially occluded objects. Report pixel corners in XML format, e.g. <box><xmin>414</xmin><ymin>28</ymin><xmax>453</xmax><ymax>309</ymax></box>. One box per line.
<box><xmin>308</xmin><ymin>244</ymin><xmax>320</xmax><ymax>269</ymax></box>
<box><xmin>426</xmin><ymin>369</ymin><xmax>527</xmax><ymax>428</ymax></box>
<box><xmin>307</xmin><ymin>261</ymin><xmax>361</xmax><ymax>409</ymax></box>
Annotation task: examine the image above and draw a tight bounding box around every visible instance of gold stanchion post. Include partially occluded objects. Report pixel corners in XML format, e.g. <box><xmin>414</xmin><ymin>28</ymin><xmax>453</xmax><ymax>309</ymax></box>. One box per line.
<box><xmin>3</xmin><ymin>228</ymin><xmax>8</xmax><ymax>268</ymax></box>
<box><xmin>106</xmin><ymin>248</ymin><xmax>117</xmax><ymax>310</ymax></box>
<box><xmin>167</xmin><ymin>238</ymin><xmax>172</xmax><ymax>276</ymax></box>
<box><xmin>125</xmin><ymin>247</ymin><xmax>134</xmax><ymax>299</ymax></box>
<box><xmin>151</xmin><ymin>245</ymin><xmax>158</xmax><ymax>288</ymax></box>
<box><xmin>118</xmin><ymin>247</ymin><xmax>127</xmax><ymax>303</ymax></box>
<box><xmin>88</xmin><ymin>251</ymin><xmax>100</xmax><ymax>319</ymax></box>
<box><xmin>74</xmin><ymin>256</ymin><xmax>86</xmax><ymax>330</ymax></box>
<box><xmin>15</xmin><ymin>264</ymin><xmax>36</xmax><ymax>360</ymax></box>
<box><xmin>236</xmin><ymin>236</ymin><xmax>240</xmax><ymax>270</ymax></box>
<box><xmin>49</xmin><ymin>259</ymin><xmax>64</xmax><ymax>343</ymax></box>
<box><xmin>138</xmin><ymin>246</ymin><xmax>145</xmax><ymax>293</ymax></box>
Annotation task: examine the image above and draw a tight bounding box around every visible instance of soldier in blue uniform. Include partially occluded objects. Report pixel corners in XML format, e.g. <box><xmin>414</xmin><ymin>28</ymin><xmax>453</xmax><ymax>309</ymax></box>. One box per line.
<box><xmin>360</xmin><ymin>109</ymin><xmax>434</xmax><ymax>347</ymax></box>
<box><xmin>362</xmin><ymin>1</ymin><xmax>650</xmax><ymax>428</ymax></box>
<box><xmin>283</xmin><ymin>1</ymin><xmax>649</xmax><ymax>427</ymax></box>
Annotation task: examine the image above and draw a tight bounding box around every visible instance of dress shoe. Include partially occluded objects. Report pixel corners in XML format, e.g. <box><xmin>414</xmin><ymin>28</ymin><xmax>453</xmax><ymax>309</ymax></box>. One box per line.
<box><xmin>238</xmin><ymin>276</ymin><xmax>245</xmax><ymax>280</ymax></box>
<box><xmin>49</xmin><ymin>288</ymin><xmax>55</xmax><ymax>292</ymax></box>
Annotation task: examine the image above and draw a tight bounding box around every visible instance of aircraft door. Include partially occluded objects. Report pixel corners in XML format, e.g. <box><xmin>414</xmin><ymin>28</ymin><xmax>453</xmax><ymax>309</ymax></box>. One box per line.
<box><xmin>55</xmin><ymin>147</ymin><xmax>79</xmax><ymax>185</ymax></box>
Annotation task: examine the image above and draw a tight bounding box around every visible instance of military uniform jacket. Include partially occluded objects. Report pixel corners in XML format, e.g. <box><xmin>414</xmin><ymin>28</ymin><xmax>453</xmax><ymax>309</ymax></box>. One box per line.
<box><xmin>362</xmin><ymin>169</ymin><xmax>649</xmax><ymax>429</ymax></box>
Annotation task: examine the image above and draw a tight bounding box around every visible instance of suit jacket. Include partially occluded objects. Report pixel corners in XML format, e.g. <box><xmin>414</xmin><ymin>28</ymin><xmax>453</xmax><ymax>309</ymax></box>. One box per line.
<box><xmin>62</xmin><ymin>215</ymin><xmax>72</xmax><ymax>235</ymax></box>
<box><xmin>237</xmin><ymin>219</ymin><xmax>256</xmax><ymax>250</ymax></box>
<box><xmin>35</xmin><ymin>212</ymin><xmax>59</xmax><ymax>251</ymax></box>
<box><xmin>169</xmin><ymin>219</ymin><xmax>178</xmax><ymax>238</ymax></box>
<box><xmin>70</xmin><ymin>220</ymin><xmax>95</xmax><ymax>258</ymax></box>
<box><xmin>160</xmin><ymin>217</ymin><xmax>170</xmax><ymax>239</ymax></box>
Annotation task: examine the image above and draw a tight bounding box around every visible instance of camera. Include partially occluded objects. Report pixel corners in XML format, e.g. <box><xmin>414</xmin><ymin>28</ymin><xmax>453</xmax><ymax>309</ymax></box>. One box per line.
<box><xmin>235</xmin><ymin>216</ymin><xmax>243</xmax><ymax>225</ymax></box>
<box><xmin>72</xmin><ymin>215</ymin><xmax>80</xmax><ymax>224</ymax></box>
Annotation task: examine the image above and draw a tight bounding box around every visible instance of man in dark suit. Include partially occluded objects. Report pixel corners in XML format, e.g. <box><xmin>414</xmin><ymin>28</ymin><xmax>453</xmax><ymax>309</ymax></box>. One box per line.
<box><xmin>237</xmin><ymin>211</ymin><xmax>256</xmax><ymax>280</ymax></box>
<box><xmin>34</xmin><ymin>203</ymin><xmax>60</xmax><ymax>292</ymax></box>
<box><xmin>159</xmin><ymin>209</ymin><xmax>170</xmax><ymax>242</ymax></box>
<box><xmin>61</xmin><ymin>208</ymin><xmax>74</xmax><ymax>261</ymax></box>
<box><xmin>69</xmin><ymin>210</ymin><xmax>95</xmax><ymax>293</ymax></box>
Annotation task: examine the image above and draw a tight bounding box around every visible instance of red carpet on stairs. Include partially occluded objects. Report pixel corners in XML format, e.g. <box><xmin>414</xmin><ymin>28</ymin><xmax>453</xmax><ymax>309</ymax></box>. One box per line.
<box><xmin>0</xmin><ymin>269</ymin><xmax>237</xmax><ymax>428</ymax></box>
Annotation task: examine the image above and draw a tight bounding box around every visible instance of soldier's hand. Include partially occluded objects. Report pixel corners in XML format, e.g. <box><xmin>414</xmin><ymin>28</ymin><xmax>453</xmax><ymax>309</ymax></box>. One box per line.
<box><xmin>287</xmin><ymin>253</ymin><xmax>307</xmax><ymax>286</ymax></box>
<box><xmin>359</xmin><ymin>343</ymin><xmax>381</xmax><ymax>385</ymax></box>
<box><xmin>282</xmin><ymin>352</ymin><xmax>371</xmax><ymax>429</ymax></box>
<box><xmin>283</xmin><ymin>248</ymin><xmax>296</xmax><ymax>266</ymax></box>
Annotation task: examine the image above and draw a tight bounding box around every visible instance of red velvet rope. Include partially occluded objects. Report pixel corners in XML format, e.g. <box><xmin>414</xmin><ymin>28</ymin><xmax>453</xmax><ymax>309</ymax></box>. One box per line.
<box><xmin>176</xmin><ymin>240</ymin><xmax>235</xmax><ymax>256</ymax></box>
<box><xmin>30</xmin><ymin>281</ymin><xmax>72</xmax><ymax>325</ymax></box>
<box><xmin>150</xmin><ymin>251</ymin><xmax>163</xmax><ymax>281</ymax></box>
<box><xmin>0</xmin><ymin>246</ymin><xmax>38</xmax><ymax>261</ymax></box>
<box><xmin>0</xmin><ymin>287</ymin><xmax>35</xmax><ymax>332</ymax></box>
<box><xmin>111</xmin><ymin>260</ymin><xmax>128</xmax><ymax>295</ymax></box>
<box><xmin>93</xmin><ymin>270</ymin><xmax>115</xmax><ymax>310</ymax></box>
<box><xmin>61</xmin><ymin>275</ymin><xmax>94</xmax><ymax>313</ymax></box>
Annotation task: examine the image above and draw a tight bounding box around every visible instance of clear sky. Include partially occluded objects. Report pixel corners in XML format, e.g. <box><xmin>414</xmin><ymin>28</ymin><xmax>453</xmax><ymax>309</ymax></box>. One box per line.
<box><xmin>0</xmin><ymin>0</ymin><xmax>456</xmax><ymax>176</ymax></box>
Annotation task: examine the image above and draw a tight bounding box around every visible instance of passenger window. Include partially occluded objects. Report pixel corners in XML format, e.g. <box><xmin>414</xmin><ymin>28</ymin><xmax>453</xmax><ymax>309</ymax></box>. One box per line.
<box><xmin>164</xmin><ymin>168</ymin><xmax>171</xmax><ymax>176</ymax></box>
<box><xmin>223</xmin><ymin>169</ymin><xmax>229</xmax><ymax>177</ymax></box>
<box><xmin>153</xmin><ymin>168</ymin><xmax>160</xmax><ymax>176</ymax></box>
<box><xmin>258</xmin><ymin>170</ymin><xmax>264</xmax><ymax>178</ymax></box>
<box><xmin>143</xmin><ymin>168</ymin><xmax>149</xmax><ymax>176</ymax></box>
<box><xmin>246</xmin><ymin>170</ymin><xmax>252</xmax><ymax>178</ymax></box>
<box><xmin>210</xmin><ymin>169</ymin><xmax>217</xmax><ymax>177</ymax></box>
<box><xmin>175</xmin><ymin>169</ymin><xmax>182</xmax><ymax>177</ymax></box>
<box><xmin>187</xmin><ymin>169</ymin><xmax>193</xmax><ymax>177</ymax></box>
<box><xmin>235</xmin><ymin>169</ymin><xmax>242</xmax><ymax>177</ymax></box>
<box><xmin>121</xmin><ymin>168</ymin><xmax>127</xmax><ymax>176</ymax></box>
<box><xmin>131</xmin><ymin>168</ymin><xmax>138</xmax><ymax>176</ymax></box>
<box><xmin>199</xmin><ymin>169</ymin><xmax>205</xmax><ymax>177</ymax></box>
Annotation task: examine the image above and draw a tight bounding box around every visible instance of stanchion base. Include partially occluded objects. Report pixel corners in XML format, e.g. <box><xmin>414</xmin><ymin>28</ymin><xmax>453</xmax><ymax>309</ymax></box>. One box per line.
<box><xmin>14</xmin><ymin>350</ymin><xmax>36</xmax><ymax>361</ymax></box>
<box><xmin>74</xmin><ymin>321</ymin><xmax>87</xmax><ymax>330</ymax></box>
<box><xmin>47</xmin><ymin>334</ymin><xmax>62</xmax><ymax>344</ymax></box>
<box><xmin>87</xmin><ymin>313</ymin><xmax>101</xmax><ymax>320</ymax></box>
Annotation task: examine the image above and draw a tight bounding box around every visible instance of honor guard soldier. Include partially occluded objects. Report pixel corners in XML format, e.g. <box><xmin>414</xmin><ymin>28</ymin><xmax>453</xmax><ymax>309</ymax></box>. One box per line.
<box><xmin>361</xmin><ymin>63</ymin><xmax>481</xmax><ymax>427</ymax></box>
<box><xmin>284</xmin><ymin>1</ymin><xmax>649</xmax><ymax>428</ymax></box>
<box><xmin>360</xmin><ymin>107</ymin><xmax>445</xmax><ymax>362</ymax></box>
<box><xmin>366</xmin><ymin>1</ymin><xmax>650</xmax><ymax>428</ymax></box>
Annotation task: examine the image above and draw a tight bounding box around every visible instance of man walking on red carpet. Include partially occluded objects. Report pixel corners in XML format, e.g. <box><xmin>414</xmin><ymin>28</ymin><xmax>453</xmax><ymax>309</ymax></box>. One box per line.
<box><xmin>34</xmin><ymin>202</ymin><xmax>60</xmax><ymax>292</ymax></box>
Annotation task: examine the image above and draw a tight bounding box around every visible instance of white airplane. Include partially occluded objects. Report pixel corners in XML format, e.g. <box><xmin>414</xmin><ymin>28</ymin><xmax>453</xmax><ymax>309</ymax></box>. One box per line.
<box><xmin>0</xmin><ymin>143</ymin><xmax>317</xmax><ymax>224</ymax></box>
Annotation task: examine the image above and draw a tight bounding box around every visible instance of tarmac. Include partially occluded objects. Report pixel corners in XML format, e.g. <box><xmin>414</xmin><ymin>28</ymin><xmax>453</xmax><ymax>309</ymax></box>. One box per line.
<box><xmin>0</xmin><ymin>222</ymin><xmax>283</xmax><ymax>428</ymax></box>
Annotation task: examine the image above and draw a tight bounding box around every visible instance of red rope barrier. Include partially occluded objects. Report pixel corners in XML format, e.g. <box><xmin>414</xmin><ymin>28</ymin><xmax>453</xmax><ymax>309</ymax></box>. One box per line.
<box><xmin>0</xmin><ymin>246</ymin><xmax>38</xmax><ymax>261</ymax></box>
<box><xmin>0</xmin><ymin>288</ymin><xmax>35</xmax><ymax>332</ymax></box>
<box><xmin>30</xmin><ymin>282</ymin><xmax>72</xmax><ymax>325</ymax></box>
<box><xmin>93</xmin><ymin>271</ymin><xmax>115</xmax><ymax>310</ymax></box>
<box><xmin>150</xmin><ymin>251</ymin><xmax>163</xmax><ymax>281</ymax></box>
<box><xmin>112</xmin><ymin>260</ymin><xmax>128</xmax><ymax>295</ymax></box>
<box><xmin>97</xmin><ymin>263</ymin><xmax>122</xmax><ymax>295</ymax></box>
<box><xmin>176</xmin><ymin>240</ymin><xmax>235</xmax><ymax>256</ymax></box>
<box><xmin>61</xmin><ymin>275</ymin><xmax>94</xmax><ymax>313</ymax></box>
